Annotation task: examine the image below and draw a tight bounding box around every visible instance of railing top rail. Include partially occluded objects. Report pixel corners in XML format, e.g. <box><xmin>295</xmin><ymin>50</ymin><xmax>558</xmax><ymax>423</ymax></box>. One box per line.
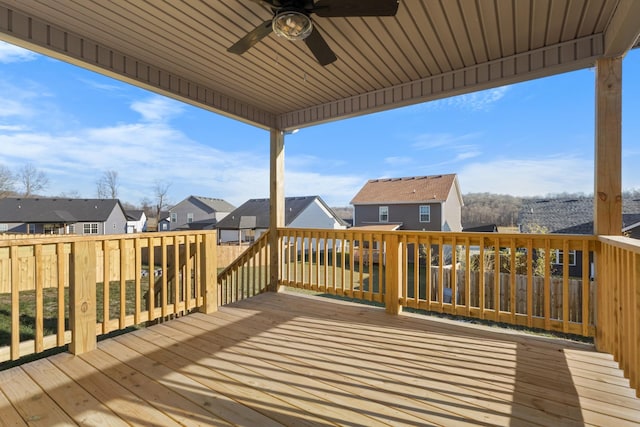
<box><xmin>0</xmin><ymin>230</ymin><xmax>217</xmax><ymax>247</ymax></box>
<box><xmin>598</xmin><ymin>235</ymin><xmax>640</xmax><ymax>252</ymax></box>
<box><xmin>278</xmin><ymin>227</ymin><xmax>598</xmax><ymax>241</ymax></box>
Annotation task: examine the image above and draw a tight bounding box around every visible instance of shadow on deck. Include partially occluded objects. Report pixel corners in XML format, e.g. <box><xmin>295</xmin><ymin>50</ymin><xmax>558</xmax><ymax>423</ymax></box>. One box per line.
<box><xmin>1</xmin><ymin>291</ymin><xmax>639</xmax><ymax>426</ymax></box>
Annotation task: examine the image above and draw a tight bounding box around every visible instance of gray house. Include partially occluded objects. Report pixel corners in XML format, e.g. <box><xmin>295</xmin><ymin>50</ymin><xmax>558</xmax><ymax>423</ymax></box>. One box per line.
<box><xmin>0</xmin><ymin>197</ymin><xmax>129</xmax><ymax>235</ymax></box>
<box><xmin>518</xmin><ymin>197</ymin><xmax>640</xmax><ymax>277</ymax></box>
<box><xmin>350</xmin><ymin>174</ymin><xmax>464</xmax><ymax>232</ymax></box>
<box><xmin>216</xmin><ymin>196</ymin><xmax>348</xmax><ymax>243</ymax></box>
<box><xmin>168</xmin><ymin>196</ymin><xmax>235</xmax><ymax>231</ymax></box>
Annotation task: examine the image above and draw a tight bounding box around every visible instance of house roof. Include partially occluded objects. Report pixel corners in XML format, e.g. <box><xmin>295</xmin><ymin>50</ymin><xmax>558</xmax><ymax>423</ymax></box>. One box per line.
<box><xmin>216</xmin><ymin>196</ymin><xmax>346</xmax><ymax>229</ymax></box>
<box><xmin>463</xmin><ymin>224</ymin><xmax>499</xmax><ymax>233</ymax></box>
<box><xmin>1</xmin><ymin>2</ymin><xmax>637</xmax><ymax>131</ymax></box>
<box><xmin>518</xmin><ymin>197</ymin><xmax>640</xmax><ymax>234</ymax></box>
<box><xmin>351</xmin><ymin>174</ymin><xmax>459</xmax><ymax>205</ymax></box>
<box><xmin>0</xmin><ymin>197</ymin><xmax>125</xmax><ymax>223</ymax></box>
<box><xmin>125</xmin><ymin>210</ymin><xmax>145</xmax><ymax>221</ymax></box>
<box><xmin>191</xmin><ymin>196</ymin><xmax>236</xmax><ymax>213</ymax></box>
<box><xmin>171</xmin><ymin>196</ymin><xmax>235</xmax><ymax>213</ymax></box>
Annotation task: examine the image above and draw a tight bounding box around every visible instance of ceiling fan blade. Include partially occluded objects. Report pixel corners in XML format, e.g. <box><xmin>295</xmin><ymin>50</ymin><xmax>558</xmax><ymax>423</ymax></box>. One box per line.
<box><xmin>248</xmin><ymin>0</ymin><xmax>281</xmax><ymax>7</ymax></box>
<box><xmin>228</xmin><ymin>20</ymin><xmax>273</xmax><ymax>55</ymax></box>
<box><xmin>313</xmin><ymin>0</ymin><xmax>399</xmax><ymax>17</ymax></box>
<box><xmin>304</xmin><ymin>28</ymin><xmax>337</xmax><ymax>66</ymax></box>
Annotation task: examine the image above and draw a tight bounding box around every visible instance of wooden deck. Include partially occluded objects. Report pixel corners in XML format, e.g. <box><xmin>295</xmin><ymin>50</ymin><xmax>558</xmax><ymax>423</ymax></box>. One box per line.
<box><xmin>1</xmin><ymin>291</ymin><xmax>639</xmax><ymax>426</ymax></box>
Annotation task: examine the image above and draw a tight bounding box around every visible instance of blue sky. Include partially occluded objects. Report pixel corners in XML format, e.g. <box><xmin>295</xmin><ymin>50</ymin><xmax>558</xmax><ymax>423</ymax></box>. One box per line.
<box><xmin>1</xmin><ymin>40</ymin><xmax>639</xmax><ymax>208</ymax></box>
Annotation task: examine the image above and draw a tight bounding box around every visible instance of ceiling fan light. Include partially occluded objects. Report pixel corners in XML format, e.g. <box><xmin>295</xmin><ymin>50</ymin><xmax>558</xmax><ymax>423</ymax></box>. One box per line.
<box><xmin>272</xmin><ymin>11</ymin><xmax>313</xmax><ymax>41</ymax></box>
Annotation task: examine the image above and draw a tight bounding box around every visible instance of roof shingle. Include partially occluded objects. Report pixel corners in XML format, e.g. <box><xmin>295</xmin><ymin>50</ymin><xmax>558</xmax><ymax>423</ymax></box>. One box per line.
<box><xmin>350</xmin><ymin>174</ymin><xmax>457</xmax><ymax>205</ymax></box>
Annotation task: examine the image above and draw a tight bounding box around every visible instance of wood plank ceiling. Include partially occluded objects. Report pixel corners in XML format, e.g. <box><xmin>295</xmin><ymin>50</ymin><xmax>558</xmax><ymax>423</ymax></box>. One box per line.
<box><xmin>0</xmin><ymin>0</ymin><xmax>639</xmax><ymax>131</ymax></box>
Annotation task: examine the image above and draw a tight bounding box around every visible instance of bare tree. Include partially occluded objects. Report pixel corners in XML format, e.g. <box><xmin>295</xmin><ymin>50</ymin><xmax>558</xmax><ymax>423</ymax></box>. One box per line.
<box><xmin>58</xmin><ymin>190</ymin><xmax>81</xmax><ymax>198</ymax></box>
<box><xmin>18</xmin><ymin>163</ymin><xmax>49</xmax><ymax>198</ymax></box>
<box><xmin>153</xmin><ymin>180</ymin><xmax>171</xmax><ymax>221</ymax></box>
<box><xmin>140</xmin><ymin>197</ymin><xmax>155</xmax><ymax>218</ymax></box>
<box><xmin>0</xmin><ymin>165</ymin><xmax>15</xmax><ymax>198</ymax></box>
<box><xmin>96</xmin><ymin>170</ymin><xmax>120</xmax><ymax>199</ymax></box>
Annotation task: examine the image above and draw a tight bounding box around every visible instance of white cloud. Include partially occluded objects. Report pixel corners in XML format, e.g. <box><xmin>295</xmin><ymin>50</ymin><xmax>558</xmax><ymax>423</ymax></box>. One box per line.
<box><xmin>384</xmin><ymin>156</ymin><xmax>413</xmax><ymax>166</ymax></box>
<box><xmin>458</xmin><ymin>156</ymin><xmax>593</xmax><ymax>196</ymax></box>
<box><xmin>440</xmin><ymin>86</ymin><xmax>509</xmax><ymax>111</ymax></box>
<box><xmin>412</xmin><ymin>132</ymin><xmax>481</xmax><ymax>150</ymax></box>
<box><xmin>130</xmin><ymin>97</ymin><xmax>184</xmax><ymax>122</ymax></box>
<box><xmin>77</xmin><ymin>78</ymin><xmax>124</xmax><ymax>92</ymax></box>
<box><xmin>0</xmin><ymin>41</ymin><xmax>37</xmax><ymax>63</ymax></box>
<box><xmin>0</xmin><ymin>124</ymin><xmax>27</xmax><ymax>131</ymax></box>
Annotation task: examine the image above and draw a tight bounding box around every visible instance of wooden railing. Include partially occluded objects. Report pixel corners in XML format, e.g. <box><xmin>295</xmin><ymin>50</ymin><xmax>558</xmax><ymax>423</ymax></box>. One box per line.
<box><xmin>0</xmin><ymin>231</ymin><xmax>217</xmax><ymax>363</ymax></box>
<box><xmin>278</xmin><ymin>228</ymin><xmax>598</xmax><ymax>337</ymax></box>
<box><xmin>217</xmin><ymin>232</ymin><xmax>270</xmax><ymax>305</ymax></box>
<box><xmin>597</xmin><ymin>236</ymin><xmax>640</xmax><ymax>397</ymax></box>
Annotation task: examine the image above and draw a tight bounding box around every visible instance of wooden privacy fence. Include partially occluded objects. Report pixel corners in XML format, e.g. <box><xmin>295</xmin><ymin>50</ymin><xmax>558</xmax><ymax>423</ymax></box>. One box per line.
<box><xmin>278</xmin><ymin>228</ymin><xmax>597</xmax><ymax>337</ymax></box>
<box><xmin>597</xmin><ymin>236</ymin><xmax>640</xmax><ymax>397</ymax></box>
<box><xmin>0</xmin><ymin>231</ymin><xmax>217</xmax><ymax>364</ymax></box>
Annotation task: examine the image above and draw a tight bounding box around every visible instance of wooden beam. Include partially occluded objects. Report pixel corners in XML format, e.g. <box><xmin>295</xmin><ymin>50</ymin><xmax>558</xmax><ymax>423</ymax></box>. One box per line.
<box><xmin>603</xmin><ymin>0</ymin><xmax>640</xmax><ymax>57</ymax></box>
<box><xmin>269</xmin><ymin>129</ymin><xmax>285</xmax><ymax>292</ymax></box>
<box><xmin>594</xmin><ymin>56</ymin><xmax>622</xmax><ymax>353</ymax></box>
<box><xmin>594</xmin><ymin>57</ymin><xmax>623</xmax><ymax>236</ymax></box>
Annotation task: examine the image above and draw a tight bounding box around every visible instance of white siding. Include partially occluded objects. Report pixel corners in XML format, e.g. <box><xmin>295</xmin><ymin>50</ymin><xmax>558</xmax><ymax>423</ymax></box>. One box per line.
<box><xmin>289</xmin><ymin>200</ymin><xmax>346</xmax><ymax>230</ymax></box>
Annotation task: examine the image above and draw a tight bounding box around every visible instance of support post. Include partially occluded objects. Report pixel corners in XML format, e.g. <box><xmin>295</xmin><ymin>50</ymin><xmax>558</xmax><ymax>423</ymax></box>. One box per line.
<box><xmin>594</xmin><ymin>56</ymin><xmax>623</xmax><ymax>352</ymax></box>
<box><xmin>269</xmin><ymin>128</ymin><xmax>285</xmax><ymax>292</ymax></box>
<box><xmin>594</xmin><ymin>57</ymin><xmax>623</xmax><ymax>236</ymax></box>
<box><xmin>69</xmin><ymin>240</ymin><xmax>97</xmax><ymax>355</ymax></box>
<box><xmin>200</xmin><ymin>232</ymin><xmax>218</xmax><ymax>314</ymax></box>
<box><xmin>384</xmin><ymin>234</ymin><xmax>403</xmax><ymax>314</ymax></box>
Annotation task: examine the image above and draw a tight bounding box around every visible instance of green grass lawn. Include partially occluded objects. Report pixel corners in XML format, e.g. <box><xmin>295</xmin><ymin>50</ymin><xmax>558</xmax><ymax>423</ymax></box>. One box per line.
<box><xmin>0</xmin><ymin>278</ymin><xmax>151</xmax><ymax>348</ymax></box>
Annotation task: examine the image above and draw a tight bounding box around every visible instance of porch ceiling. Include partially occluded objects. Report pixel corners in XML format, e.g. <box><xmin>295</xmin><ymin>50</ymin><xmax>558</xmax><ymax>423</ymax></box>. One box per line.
<box><xmin>0</xmin><ymin>1</ymin><xmax>639</xmax><ymax>131</ymax></box>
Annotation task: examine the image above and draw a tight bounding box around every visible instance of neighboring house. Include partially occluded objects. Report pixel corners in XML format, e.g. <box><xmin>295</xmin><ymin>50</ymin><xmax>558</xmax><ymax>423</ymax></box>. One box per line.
<box><xmin>149</xmin><ymin>210</ymin><xmax>171</xmax><ymax>232</ymax></box>
<box><xmin>168</xmin><ymin>196</ymin><xmax>235</xmax><ymax>231</ymax></box>
<box><xmin>518</xmin><ymin>197</ymin><xmax>640</xmax><ymax>277</ymax></box>
<box><xmin>350</xmin><ymin>174</ymin><xmax>464</xmax><ymax>232</ymax></box>
<box><xmin>0</xmin><ymin>197</ymin><xmax>129</xmax><ymax>235</ymax></box>
<box><xmin>216</xmin><ymin>195</ymin><xmax>348</xmax><ymax>243</ymax></box>
<box><xmin>125</xmin><ymin>210</ymin><xmax>147</xmax><ymax>233</ymax></box>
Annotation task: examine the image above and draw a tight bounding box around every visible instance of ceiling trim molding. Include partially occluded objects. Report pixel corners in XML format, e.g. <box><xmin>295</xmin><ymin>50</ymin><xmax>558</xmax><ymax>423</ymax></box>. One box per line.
<box><xmin>603</xmin><ymin>0</ymin><xmax>640</xmax><ymax>57</ymax></box>
<box><xmin>277</xmin><ymin>35</ymin><xmax>604</xmax><ymax>130</ymax></box>
<box><xmin>0</xmin><ymin>5</ymin><xmax>277</xmax><ymax>129</ymax></box>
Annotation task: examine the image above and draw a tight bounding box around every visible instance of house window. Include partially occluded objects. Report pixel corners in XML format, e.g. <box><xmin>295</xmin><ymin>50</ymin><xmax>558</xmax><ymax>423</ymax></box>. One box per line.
<box><xmin>187</xmin><ymin>213</ymin><xmax>194</xmax><ymax>223</ymax></box>
<box><xmin>83</xmin><ymin>223</ymin><xmax>99</xmax><ymax>234</ymax></box>
<box><xmin>419</xmin><ymin>205</ymin><xmax>431</xmax><ymax>223</ymax></box>
<box><xmin>379</xmin><ymin>206</ymin><xmax>389</xmax><ymax>223</ymax></box>
<box><xmin>0</xmin><ymin>224</ymin><xmax>7</xmax><ymax>232</ymax></box>
<box><xmin>170</xmin><ymin>213</ymin><xmax>177</xmax><ymax>223</ymax></box>
<box><xmin>552</xmin><ymin>250</ymin><xmax>576</xmax><ymax>266</ymax></box>
<box><xmin>43</xmin><ymin>224</ymin><xmax>58</xmax><ymax>234</ymax></box>
<box><xmin>68</xmin><ymin>224</ymin><xmax>75</xmax><ymax>234</ymax></box>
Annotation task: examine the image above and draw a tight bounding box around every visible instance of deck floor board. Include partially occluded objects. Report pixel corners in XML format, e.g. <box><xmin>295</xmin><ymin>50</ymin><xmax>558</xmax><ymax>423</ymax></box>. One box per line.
<box><xmin>1</xmin><ymin>291</ymin><xmax>639</xmax><ymax>426</ymax></box>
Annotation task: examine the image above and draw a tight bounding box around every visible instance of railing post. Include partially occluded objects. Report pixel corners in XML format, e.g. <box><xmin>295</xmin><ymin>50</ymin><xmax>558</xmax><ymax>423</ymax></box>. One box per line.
<box><xmin>69</xmin><ymin>240</ymin><xmax>97</xmax><ymax>355</ymax></box>
<box><xmin>201</xmin><ymin>232</ymin><xmax>218</xmax><ymax>314</ymax></box>
<box><xmin>385</xmin><ymin>234</ymin><xmax>403</xmax><ymax>315</ymax></box>
<box><xmin>269</xmin><ymin>128</ymin><xmax>285</xmax><ymax>292</ymax></box>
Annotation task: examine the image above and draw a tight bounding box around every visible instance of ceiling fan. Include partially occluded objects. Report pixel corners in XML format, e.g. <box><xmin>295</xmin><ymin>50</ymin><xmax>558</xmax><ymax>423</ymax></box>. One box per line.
<box><xmin>228</xmin><ymin>0</ymin><xmax>400</xmax><ymax>66</ymax></box>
